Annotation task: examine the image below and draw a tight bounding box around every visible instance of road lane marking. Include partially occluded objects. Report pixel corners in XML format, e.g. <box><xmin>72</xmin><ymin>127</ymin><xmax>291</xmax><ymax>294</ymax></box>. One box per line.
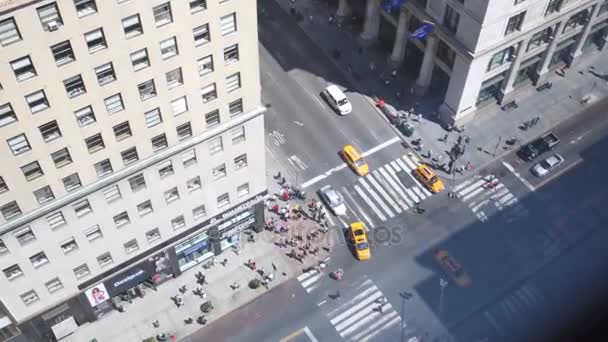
<box><xmin>361</xmin><ymin>136</ymin><xmax>400</xmax><ymax>157</ymax></box>
<box><xmin>359</xmin><ymin>315</ymin><xmax>402</xmax><ymax>342</ymax></box>
<box><xmin>502</xmin><ymin>161</ymin><xmax>535</xmax><ymax>191</ymax></box>
<box><xmin>354</xmin><ymin>185</ymin><xmax>387</xmax><ymax>221</ymax></box>
<box><xmin>453</xmin><ymin>177</ymin><xmax>478</xmax><ymax>192</ymax></box>
<box><xmin>367</xmin><ymin>173</ymin><xmax>402</xmax><ymax>214</ymax></box>
<box><xmin>330</xmin><ymin>290</ymin><xmax>383</xmax><ymax>325</ymax></box>
<box><xmin>337</xmin><ymin>303</ymin><xmax>394</xmax><ymax>335</ymax></box>
<box><xmin>461</xmin><ymin>186</ymin><xmax>486</xmax><ymax>202</ymax></box>
<box><xmin>288</xmin><ymin>155</ymin><xmax>309</xmax><ymax>170</ymax></box>
<box><xmin>359</xmin><ymin>178</ymin><xmax>395</xmax><ymax>218</ymax></box>
<box><xmin>327</xmin><ymin>280</ymin><xmax>376</xmax><ymax>317</ymax></box>
<box><xmin>279</xmin><ymin>326</ymin><xmax>319</xmax><ymax>342</ymax></box>
<box><xmin>349</xmin><ymin>311</ymin><xmax>400</xmax><ymax>341</ymax></box>
<box><xmin>535</xmin><ymin>157</ymin><xmax>583</xmax><ymax>189</ymax></box>
<box><xmin>389</xmin><ymin>162</ymin><xmax>421</xmax><ymax>203</ymax></box>
<box><xmin>457</xmin><ymin>179</ymin><xmax>486</xmax><ymax>197</ymax></box>
<box><xmin>383</xmin><ymin>164</ymin><xmax>415</xmax><ymax>207</ymax></box>
<box><xmin>378</xmin><ymin>166</ymin><xmax>411</xmax><ymax>209</ymax></box>
<box><xmin>342</xmin><ymin>187</ymin><xmax>375</xmax><ymax>227</ymax></box>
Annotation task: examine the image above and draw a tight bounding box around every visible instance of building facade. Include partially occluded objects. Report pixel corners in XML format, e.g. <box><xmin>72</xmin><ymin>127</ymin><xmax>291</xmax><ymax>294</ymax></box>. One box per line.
<box><xmin>340</xmin><ymin>0</ymin><xmax>608</xmax><ymax>124</ymax></box>
<box><xmin>0</xmin><ymin>0</ymin><xmax>266</xmax><ymax>341</ymax></box>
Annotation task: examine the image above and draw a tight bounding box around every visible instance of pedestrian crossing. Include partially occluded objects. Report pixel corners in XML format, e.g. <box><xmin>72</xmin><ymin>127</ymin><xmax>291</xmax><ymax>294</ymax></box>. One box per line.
<box><xmin>297</xmin><ymin>269</ymin><xmax>324</xmax><ymax>293</ymax></box>
<box><xmin>325</xmin><ymin>279</ymin><xmax>401</xmax><ymax>341</ymax></box>
<box><xmin>329</xmin><ymin>154</ymin><xmax>433</xmax><ymax>228</ymax></box>
<box><xmin>483</xmin><ymin>284</ymin><xmax>546</xmax><ymax>337</ymax></box>
<box><xmin>454</xmin><ymin>175</ymin><xmax>528</xmax><ymax>223</ymax></box>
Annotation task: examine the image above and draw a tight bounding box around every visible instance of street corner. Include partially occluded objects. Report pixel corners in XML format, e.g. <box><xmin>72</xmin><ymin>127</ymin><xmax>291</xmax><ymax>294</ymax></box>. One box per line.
<box><xmin>279</xmin><ymin>326</ymin><xmax>319</xmax><ymax>342</ymax></box>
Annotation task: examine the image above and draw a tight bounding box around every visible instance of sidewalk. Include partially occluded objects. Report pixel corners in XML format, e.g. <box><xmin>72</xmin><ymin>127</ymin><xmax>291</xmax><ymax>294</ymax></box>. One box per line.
<box><xmin>271</xmin><ymin>0</ymin><xmax>608</xmax><ymax>180</ymax></box>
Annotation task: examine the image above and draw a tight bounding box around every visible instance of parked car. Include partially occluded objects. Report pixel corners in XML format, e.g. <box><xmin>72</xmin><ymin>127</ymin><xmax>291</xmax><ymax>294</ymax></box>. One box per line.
<box><xmin>531</xmin><ymin>153</ymin><xmax>564</xmax><ymax>177</ymax></box>
<box><xmin>517</xmin><ymin>132</ymin><xmax>560</xmax><ymax>161</ymax></box>
<box><xmin>318</xmin><ymin>185</ymin><xmax>347</xmax><ymax>216</ymax></box>
<box><xmin>321</xmin><ymin>84</ymin><xmax>352</xmax><ymax>115</ymax></box>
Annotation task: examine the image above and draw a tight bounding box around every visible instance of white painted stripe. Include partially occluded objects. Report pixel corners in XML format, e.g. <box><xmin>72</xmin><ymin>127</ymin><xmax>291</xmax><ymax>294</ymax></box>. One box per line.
<box><xmin>497</xmin><ymin>193</ymin><xmax>515</xmax><ymax>206</ymax></box>
<box><xmin>300</xmin><ymin>272</ymin><xmax>323</xmax><ymax>287</ymax></box>
<box><xmin>335</xmin><ymin>301</ymin><xmax>392</xmax><ymax>332</ymax></box>
<box><xmin>389</xmin><ymin>162</ymin><xmax>421</xmax><ymax>203</ymax></box>
<box><xmin>338</xmin><ymin>303</ymin><xmax>395</xmax><ymax>336</ymax></box>
<box><xmin>398</xmin><ymin>157</ymin><xmax>431</xmax><ymax>197</ymax></box>
<box><xmin>297</xmin><ymin>271</ymin><xmax>317</xmax><ymax>282</ymax></box>
<box><xmin>301</xmin><ymin>164</ymin><xmax>348</xmax><ymax>189</ymax></box>
<box><xmin>503</xmin><ymin>161</ymin><xmax>535</xmax><ymax>191</ymax></box>
<box><xmin>484</xmin><ymin>312</ymin><xmax>506</xmax><ymax>336</ymax></box>
<box><xmin>368</xmin><ymin>172</ymin><xmax>402</xmax><ymax>213</ymax></box>
<box><xmin>337</xmin><ymin>216</ymin><xmax>348</xmax><ymax>229</ymax></box>
<box><xmin>489</xmin><ymin>187</ymin><xmax>509</xmax><ymax>200</ymax></box>
<box><xmin>359</xmin><ymin>178</ymin><xmax>394</xmax><ymax>218</ymax></box>
<box><xmin>470</xmin><ymin>199</ymin><xmax>490</xmax><ymax>213</ymax></box>
<box><xmin>325</xmin><ymin>211</ymin><xmax>335</xmax><ymax>226</ymax></box>
<box><xmin>504</xmin><ymin>197</ymin><xmax>520</xmax><ymax>207</ymax></box>
<box><xmin>327</xmin><ymin>279</ymin><xmax>374</xmax><ymax>316</ymax></box>
<box><xmin>461</xmin><ymin>186</ymin><xmax>486</xmax><ymax>202</ymax></box>
<box><xmin>395</xmin><ymin>158</ymin><xmax>426</xmax><ymax>200</ymax></box>
<box><xmin>348</xmin><ymin>311</ymin><xmax>400</xmax><ymax>340</ymax></box>
<box><xmin>384</xmin><ymin>163</ymin><xmax>415</xmax><ymax>207</ymax></box>
<box><xmin>303</xmin><ymin>326</ymin><xmax>319</xmax><ymax>342</ymax></box>
<box><xmin>457</xmin><ymin>179</ymin><xmax>486</xmax><ymax>197</ymax></box>
<box><xmin>360</xmin><ymin>136</ymin><xmax>401</xmax><ymax>158</ymax></box>
<box><xmin>306</xmin><ymin>283</ymin><xmax>320</xmax><ymax>293</ymax></box>
<box><xmin>378</xmin><ymin>167</ymin><xmax>410</xmax><ymax>210</ymax></box>
<box><xmin>342</xmin><ymin>187</ymin><xmax>375</xmax><ymax>227</ymax></box>
<box><xmin>329</xmin><ymin>289</ymin><xmax>382</xmax><ymax>325</ymax></box>
<box><xmin>477</xmin><ymin>212</ymin><xmax>488</xmax><ymax>222</ymax></box>
<box><xmin>359</xmin><ymin>316</ymin><xmax>402</xmax><ymax>342</ymax></box>
<box><xmin>354</xmin><ymin>185</ymin><xmax>387</xmax><ymax>222</ymax></box>
<box><xmin>453</xmin><ymin>178</ymin><xmax>478</xmax><ymax>192</ymax></box>
<box><xmin>400</xmin><ymin>155</ymin><xmax>420</xmax><ymax>171</ymax></box>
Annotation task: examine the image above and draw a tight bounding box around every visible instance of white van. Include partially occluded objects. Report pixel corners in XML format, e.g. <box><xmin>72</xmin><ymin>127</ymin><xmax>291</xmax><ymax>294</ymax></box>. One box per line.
<box><xmin>321</xmin><ymin>84</ymin><xmax>352</xmax><ymax>115</ymax></box>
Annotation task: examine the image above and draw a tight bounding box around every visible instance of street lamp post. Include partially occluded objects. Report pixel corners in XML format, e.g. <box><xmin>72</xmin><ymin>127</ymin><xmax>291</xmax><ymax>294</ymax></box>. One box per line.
<box><xmin>492</xmin><ymin>136</ymin><xmax>502</xmax><ymax>157</ymax></box>
<box><xmin>438</xmin><ymin>278</ymin><xmax>448</xmax><ymax>318</ymax></box>
<box><xmin>400</xmin><ymin>291</ymin><xmax>413</xmax><ymax>342</ymax></box>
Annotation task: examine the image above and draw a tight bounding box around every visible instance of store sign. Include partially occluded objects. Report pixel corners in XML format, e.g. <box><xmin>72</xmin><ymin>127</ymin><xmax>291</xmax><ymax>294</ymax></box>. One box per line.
<box><xmin>210</xmin><ymin>194</ymin><xmax>265</xmax><ymax>225</ymax></box>
<box><xmin>221</xmin><ymin>217</ymin><xmax>255</xmax><ymax>238</ymax></box>
<box><xmin>84</xmin><ymin>283</ymin><xmax>110</xmax><ymax>307</ymax></box>
<box><xmin>104</xmin><ymin>262</ymin><xmax>154</xmax><ymax>296</ymax></box>
<box><xmin>182</xmin><ymin>240</ymin><xmax>209</xmax><ymax>256</ymax></box>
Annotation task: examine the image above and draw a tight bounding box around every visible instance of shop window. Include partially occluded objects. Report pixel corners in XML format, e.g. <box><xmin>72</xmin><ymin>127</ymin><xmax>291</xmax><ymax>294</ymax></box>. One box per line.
<box><xmin>527</xmin><ymin>27</ymin><xmax>552</xmax><ymax>51</ymax></box>
<box><xmin>563</xmin><ymin>10</ymin><xmax>588</xmax><ymax>33</ymax></box>
<box><xmin>487</xmin><ymin>46</ymin><xmax>515</xmax><ymax>70</ymax></box>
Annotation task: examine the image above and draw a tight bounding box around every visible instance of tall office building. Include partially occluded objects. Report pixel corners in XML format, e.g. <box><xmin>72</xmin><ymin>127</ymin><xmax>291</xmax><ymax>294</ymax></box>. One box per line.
<box><xmin>340</xmin><ymin>0</ymin><xmax>608</xmax><ymax>124</ymax></box>
<box><xmin>0</xmin><ymin>1</ymin><xmax>266</xmax><ymax>340</ymax></box>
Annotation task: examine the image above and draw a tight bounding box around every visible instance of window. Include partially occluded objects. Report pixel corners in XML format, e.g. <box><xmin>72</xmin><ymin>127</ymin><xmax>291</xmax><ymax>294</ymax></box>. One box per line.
<box><xmin>60</xmin><ymin>237</ymin><xmax>78</xmax><ymax>254</ymax></box>
<box><xmin>144</xmin><ymin>109</ymin><xmax>163</xmax><ymax>128</ymax></box>
<box><xmin>75</xmin><ymin>106</ymin><xmax>96</xmax><ymax>127</ymax></box>
<box><xmin>505</xmin><ymin>12</ymin><xmax>525</xmax><ymax>35</ymax></box>
<box><xmin>85</xmin><ymin>28</ymin><xmax>107</xmax><ymax>53</ymax></box>
<box><xmin>563</xmin><ymin>10</ymin><xmax>588</xmax><ymax>33</ymax></box>
<box><xmin>514</xmin><ymin>0</ymin><xmax>525</xmax><ymax>4</ymax></box>
<box><xmin>193</xmin><ymin>205</ymin><xmax>206</xmax><ymax>219</ymax></box>
<box><xmin>113</xmin><ymin>211</ymin><xmax>130</xmax><ymax>228</ymax></box>
<box><xmin>37</xmin><ymin>3</ymin><xmax>63</xmax><ymax>31</ymax></box>
<box><xmin>164</xmin><ymin>187</ymin><xmax>179</xmax><ymax>203</ymax></box>
<box><xmin>197</xmin><ymin>55</ymin><xmax>213</xmax><ymax>76</ymax></box>
<box><xmin>166</xmin><ymin>68</ymin><xmax>183</xmax><ymax>89</ymax></box>
<box><xmin>154</xmin><ymin>3</ymin><xmax>173</xmax><ymax>26</ymax></box>
<box><xmin>443</xmin><ymin>5</ymin><xmax>460</xmax><ymax>34</ymax></box>
<box><xmin>129</xmin><ymin>174</ymin><xmax>146</xmax><ymax>192</ymax></box>
<box><xmin>39</xmin><ymin>120</ymin><xmax>62</xmax><ymax>142</ymax></box>
<box><xmin>151</xmin><ymin>134</ymin><xmax>168</xmax><ymax>151</ymax></box>
<box><xmin>94</xmin><ymin>159</ymin><xmax>113</xmax><ymax>177</ymax></box>
<box><xmin>97</xmin><ymin>252</ymin><xmax>113</xmax><ymax>267</ymax></box>
<box><xmin>62</xmin><ymin>173</ymin><xmax>82</xmax><ymax>192</ymax></box>
<box><xmin>7</xmin><ymin>134</ymin><xmax>31</xmax><ymax>155</ymax></box>
<box><xmin>172</xmin><ymin>216</ymin><xmax>186</xmax><ymax>230</ymax></box>
<box><xmin>190</xmin><ymin>0</ymin><xmax>207</xmax><ymax>13</ymax></box>
<box><xmin>95</xmin><ymin>62</ymin><xmax>116</xmax><ymax>85</ymax></box>
<box><xmin>226</xmin><ymin>72</ymin><xmax>241</xmax><ymax>93</ymax></box>
<box><xmin>220</xmin><ymin>13</ymin><xmax>237</xmax><ymax>35</ymax></box>
<box><xmin>0</xmin><ymin>239</ymin><xmax>8</xmax><ymax>255</ymax></box>
<box><xmin>182</xmin><ymin>149</ymin><xmax>197</xmax><ymax>167</ymax></box>
<box><xmin>177</xmin><ymin>122</ymin><xmax>193</xmax><ymax>140</ymax></box>
<box><xmin>26</xmin><ymin>90</ymin><xmax>50</xmax><ymax>113</ymax></box>
<box><xmin>193</xmin><ymin>24</ymin><xmax>210</xmax><ymax>46</ymax></box>
<box><xmin>231</xmin><ymin>126</ymin><xmax>246</xmax><ymax>144</ymax></box>
<box><xmin>228</xmin><ymin>100</ymin><xmax>243</xmax><ymax>118</ymax></box>
<box><xmin>436</xmin><ymin>41</ymin><xmax>456</xmax><ymax>69</ymax></box>
<box><xmin>103</xmin><ymin>185</ymin><xmax>121</xmax><ymax>203</ymax></box>
<box><xmin>105</xmin><ymin>94</ymin><xmax>125</xmax><ymax>114</ymax></box>
<box><xmin>73</xmin><ymin>264</ymin><xmax>91</xmax><ymax>279</ymax></box>
<box><xmin>0</xmin><ymin>18</ymin><xmax>21</xmax><ymax>46</ymax></box>
<box><xmin>64</xmin><ymin>75</ymin><xmax>86</xmax><ymax>98</ymax></box>
<box><xmin>137</xmin><ymin>200</ymin><xmax>153</xmax><ymax>216</ymax></box>
<box><xmin>74</xmin><ymin>0</ymin><xmax>97</xmax><ymax>17</ymax></box>
<box><xmin>34</xmin><ymin>186</ymin><xmax>55</xmax><ymax>204</ymax></box>
<box><xmin>203</xmin><ymin>110</ymin><xmax>220</xmax><ymax>128</ymax></box>
<box><xmin>224</xmin><ymin>44</ymin><xmax>239</xmax><ymax>64</ymax></box>
<box><xmin>546</xmin><ymin>0</ymin><xmax>563</xmax><ymax>16</ymax></box>
<box><xmin>14</xmin><ymin>226</ymin><xmax>36</xmax><ymax>245</ymax></box>
<box><xmin>51</xmin><ymin>148</ymin><xmax>72</xmax><ymax>168</ymax></box>
<box><xmin>21</xmin><ymin>161</ymin><xmax>44</xmax><ymax>181</ymax></box>
<box><xmin>187</xmin><ymin>176</ymin><xmax>202</xmax><ymax>192</ymax></box>
<box><xmin>51</xmin><ymin>41</ymin><xmax>75</xmax><ymax>66</ymax></box>
<box><xmin>85</xmin><ymin>133</ymin><xmax>105</xmax><ymax>153</ymax></box>
<box><xmin>212</xmin><ymin>164</ymin><xmax>227</xmax><ymax>180</ymax></box>
<box><xmin>0</xmin><ymin>177</ymin><xmax>8</xmax><ymax>194</ymax></box>
<box><xmin>45</xmin><ymin>278</ymin><xmax>63</xmax><ymax>293</ymax></box>
<box><xmin>237</xmin><ymin>183</ymin><xmax>250</xmax><ymax>197</ymax></box>
<box><xmin>120</xmin><ymin>147</ymin><xmax>139</xmax><ymax>166</ymax></box>
<box><xmin>1</xmin><ymin>201</ymin><xmax>21</xmax><ymax>220</ymax></box>
<box><xmin>234</xmin><ymin>154</ymin><xmax>248</xmax><ymax>170</ymax></box>
<box><xmin>11</xmin><ymin>56</ymin><xmax>36</xmax><ymax>82</ymax></box>
<box><xmin>46</xmin><ymin>211</ymin><xmax>66</xmax><ymax>229</ymax></box>
<box><xmin>73</xmin><ymin>199</ymin><xmax>92</xmax><ymax>217</ymax></box>
<box><xmin>158</xmin><ymin>160</ymin><xmax>174</xmax><ymax>178</ymax></box>
<box><xmin>208</xmin><ymin>136</ymin><xmax>223</xmax><ymax>155</ymax></box>
<box><xmin>527</xmin><ymin>27</ymin><xmax>552</xmax><ymax>51</ymax></box>
<box><xmin>20</xmin><ymin>290</ymin><xmax>39</xmax><ymax>305</ymax></box>
<box><xmin>113</xmin><ymin>122</ymin><xmax>132</xmax><ymax>141</ymax></box>
<box><xmin>160</xmin><ymin>37</ymin><xmax>178</xmax><ymax>59</ymax></box>
<box><xmin>130</xmin><ymin>48</ymin><xmax>150</xmax><ymax>71</ymax></box>
<box><xmin>84</xmin><ymin>225</ymin><xmax>102</xmax><ymax>241</ymax></box>
<box><xmin>122</xmin><ymin>14</ymin><xmax>143</xmax><ymax>38</ymax></box>
<box><xmin>0</xmin><ymin>103</ymin><xmax>17</xmax><ymax>127</ymax></box>
<box><xmin>146</xmin><ymin>228</ymin><xmax>162</xmax><ymax>242</ymax></box>
<box><xmin>4</xmin><ymin>265</ymin><xmax>23</xmax><ymax>280</ymax></box>
<box><xmin>30</xmin><ymin>252</ymin><xmax>49</xmax><ymax>268</ymax></box>
<box><xmin>139</xmin><ymin>80</ymin><xmax>157</xmax><ymax>101</ymax></box>
<box><xmin>171</xmin><ymin>96</ymin><xmax>188</xmax><ymax>116</ymax></box>
<box><xmin>124</xmin><ymin>239</ymin><xmax>139</xmax><ymax>254</ymax></box>
<box><xmin>217</xmin><ymin>193</ymin><xmax>230</xmax><ymax>207</ymax></box>
<box><xmin>488</xmin><ymin>46</ymin><xmax>514</xmax><ymax>70</ymax></box>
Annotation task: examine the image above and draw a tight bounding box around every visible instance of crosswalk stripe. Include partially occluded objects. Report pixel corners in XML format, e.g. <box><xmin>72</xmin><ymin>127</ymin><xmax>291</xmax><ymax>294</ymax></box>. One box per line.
<box><xmin>453</xmin><ymin>177</ymin><xmax>477</xmax><ymax>192</ymax></box>
<box><xmin>359</xmin><ymin>178</ymin><xmax>394</xmax><ymax>218</ymax></box>
<box><xmin>461</xmin><ymin>186</ymin><xmax>486</xmax><ymax>202</ymax></box>
<box><xmin>349</xmin><ymin>311</ymin><xmax>400</xmax><ymax>341</ymax></box>
<box><xmin>484</xmin><ymin>311</ymin><xmax>506</xmax><ymax>336</ymax></box>
<box><xmin>327</xmin><ymin>280</ymin><xmax>374</xmax><ymax>316</ymax></box>
<box><xmin>342</xmin><ymin>187</ymin><xmax>375</xmax><ymax>227</ymax></box>
<box><xmin>488</xmin><ymin>186</ymin><xmax>508</xmax><ymax>200</ymax></box>
<box><xmin>359</xmin><ymin>315</ymin><xmax>402</xmax><ymax>342</ymax></box>
<box><xmin>324</xmin><ymin>211</ymin><xmax>335</xmax><ymax>226</ymax></box>
<box><xmin>329</xmin><ymin>289</ymin><xmax>383</xmax><ymax>325</ymax></box>
<box><xmin>504</xmin><ymin>197</ymin><xmax>520</xmax><ymax>208</ymax></box>
<box><xmin>399</xmin><ymin>157</ymin><xmax>432</xmax><ymax>197</ymax></box>
<box><xmin>368</xmin><ymin>172</ymin><xmax>403</xmax><ymax>214</ymax></box>
<box><xmin>335</xmin><ymin>301</ymin><xmax>392</xmax><ymax>332</ymax></box>
<box><xmin>496</xmin><ymin>193</ymin><xmax>514</xmax><ymax>206</ymax></box>
<box><xmin>457</xmin><ymin>179</ymin><xmax>486</xmax><ymax>197</ymax></box>
<box><xmin>470</xmin><ymin>199</ymin><xmax>490</xmax><ymax>213</ymax></box>
<box><xmin>377</xmin><ymin>167</ymin><xmax>410</xmax><ymax>210</ymax></box>
<box><xmin>337</xmin><ymin>303</ymin><xmax>394</xmax><ymax>335</ymax></box>
<box><xmin>400</xmin><ymin>155</ymin><xmax>419</xmax><ymax>171</ymax></box>
<box><xmin>306</xmin><ymin>283</ymin><xmax>320</xmax><ymax>293</ymax></box>
<box><xmin>297</xmin><ymin>271</ymin><xmax>317</xmax><ymax>282</ymax></box>
<box><xmin>300</xmin><ymin>272</ymin><xmax>323</xmax><ymax>288</ymax></box>
<box><xmin>389</xmin><ymin>161</ymin><xmax>422</xmax><ymax>202</ymax></box>
<box><xmin>395</xmin><ymin>158</ymin><xmax>428</xmax><ymax>200</ymax></box>
<box><xmin>384</xmin><ymin>163</ymin><xmax>415</xmax><ymax>207</ymax></box>
<box><xmin>354</xmin><ymin>185</ymin><xmax>387</xmax><ymax>222</ymax></box>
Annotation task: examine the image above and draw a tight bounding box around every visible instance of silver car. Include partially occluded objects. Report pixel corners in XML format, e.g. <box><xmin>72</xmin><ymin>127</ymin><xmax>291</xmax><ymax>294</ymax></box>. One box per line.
<box><xmin>531</xmin><ymin>153</ymin><xmax>564</xmax><ymax>177</ymax></box>
<box><xmin>318</xmin><ymin>185</ymin><xmax>347</xmax><ymax>216</ymax></box>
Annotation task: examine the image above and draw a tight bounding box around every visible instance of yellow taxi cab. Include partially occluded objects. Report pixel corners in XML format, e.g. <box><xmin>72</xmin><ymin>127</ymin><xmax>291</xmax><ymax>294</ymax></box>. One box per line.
<box><xmin>413</xmin><ymin>164</ymin><xmax>444</xmax><ymax>193</ymax></box>
<box><xmin>435</xmin><ymin>250</ymin><xmax>471</xmax><ymax>287</ymax></box>
<box><xmin>349</xmin><ymin>221</ymin><xmax>371</xmax><ymax>261</ymax></box>
<box><xmin>342</xmin><ymin>145</ymin><xmax>369</xmax><ymax>176</ymax></box>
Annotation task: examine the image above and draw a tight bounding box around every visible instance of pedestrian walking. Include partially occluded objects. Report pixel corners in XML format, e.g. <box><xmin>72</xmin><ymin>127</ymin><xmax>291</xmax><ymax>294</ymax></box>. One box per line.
<box><xmin>442</xmin><ymin>134</ymin><xmax>448</xmax><ymax>143</ymax></box>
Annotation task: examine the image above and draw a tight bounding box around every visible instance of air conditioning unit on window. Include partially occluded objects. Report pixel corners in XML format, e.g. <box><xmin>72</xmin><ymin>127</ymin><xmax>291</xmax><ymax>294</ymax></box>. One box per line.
<box><xmin>47</xmin><ymin>21</ymin><xmax>59</xmax><ymax>31</ymax></box>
